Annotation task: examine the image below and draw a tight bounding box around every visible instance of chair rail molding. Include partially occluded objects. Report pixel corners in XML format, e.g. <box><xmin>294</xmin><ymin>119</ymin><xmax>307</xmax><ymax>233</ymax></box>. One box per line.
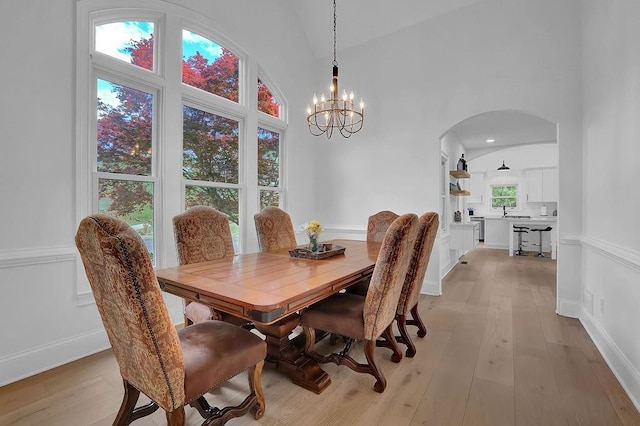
<box><xmin>581</xmin><ymin>235</ymin><xmax>640</xmax><ymax>273</ymax></box>
<box><xmin>0</xmin><ymin>245</ymin><xmax>76</xmax><ymax>269</ymax></box>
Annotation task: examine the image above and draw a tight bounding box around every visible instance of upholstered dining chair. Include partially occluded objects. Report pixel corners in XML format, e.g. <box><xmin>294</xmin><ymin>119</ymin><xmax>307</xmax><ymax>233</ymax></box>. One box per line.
<box><xmin>377</xmin><ymin>212</ymin><xmax>439</xmax><ymax>358</ymax></box>
<box><xmin>173</xmin><ymin>206</ymin><xmax>245</xmax><ymax>327</ymax></box>
<box><xmin>346</xmin><ymin>210</ymin><xmax>400</xmax><ymax>296</ymax></box>
<box><xmin>367</xmin><ymin>210</ymin><xmax>400</xmax><ymax>242</ymax></box>
<box><xmin>300</xmin><ymin>213</ymin><xmax>418</xmax><ymax>393</ymax></box>
<box><xmin>75</xmin><ymin>214</ymin><xmax>266</xmax><ymax>426</ymax></box>
<box><xmin>254</xmin><ymin>206</ymin><xmax>297</xmax><ymax>252</ymax></box>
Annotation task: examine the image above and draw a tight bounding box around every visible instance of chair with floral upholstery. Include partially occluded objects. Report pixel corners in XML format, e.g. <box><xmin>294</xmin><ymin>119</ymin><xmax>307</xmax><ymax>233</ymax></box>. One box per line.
<box><xmin>366</xmin><ymin>210</ymin><xmax>400</xmax><ymax>243</ymax></box>
<box><xmin>253</xmin><ymin>206</ymin><xmax>297</xmax><ymax>252</ymax></box>
<box><xmin>75</xmin><ymin>214</ymin><xmax>266</xmax><ymax>426</ymax></box>
<box><xmin>173</xmin><ymin>206</ymin><xmax>245</xmax><ymax>327</ymax></box>
<box><xmin>346</xmin><ymin>210</ymin><xmax>400</xmax><ymax>296</ymax></box>
<box><xmin>300</xmin><ymin>213</ymin><xmax>418</xmax><ymax>393</ymax></box>
<box><xmin>377</xmin><ymin>212</ymin><xmax>439</xmax><ymax>358</ymax></box>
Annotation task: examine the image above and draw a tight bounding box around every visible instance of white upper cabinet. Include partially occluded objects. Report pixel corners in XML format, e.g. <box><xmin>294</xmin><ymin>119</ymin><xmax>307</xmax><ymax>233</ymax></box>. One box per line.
<box><xmin>542</xmin><ymin>167</ymin><xmax>558</xmax><ymax>202</ymax></box>
<box><xmin>469</xmin><ymin>172</ymin><xmax>485</xmax><ymax>203</ymax></box>
<box><xmin>525</xmin><ymin>167</ymin><xmax>557</xmax><ymax>203</ymax></box>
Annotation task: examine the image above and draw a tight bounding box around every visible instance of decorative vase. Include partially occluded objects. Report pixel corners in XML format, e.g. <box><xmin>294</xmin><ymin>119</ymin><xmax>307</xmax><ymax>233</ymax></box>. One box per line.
<box><xmin>308</xmin><ymin>233</ymin><xmax>319</xmax><ymax>252</ymax></box>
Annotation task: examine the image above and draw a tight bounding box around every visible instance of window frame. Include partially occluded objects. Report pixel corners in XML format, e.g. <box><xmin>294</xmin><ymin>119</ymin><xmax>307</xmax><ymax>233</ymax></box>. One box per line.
<box><xmin>76</xmin><ymin>1</ymin><xmax>287</xmax><ymax>303</ymax></box>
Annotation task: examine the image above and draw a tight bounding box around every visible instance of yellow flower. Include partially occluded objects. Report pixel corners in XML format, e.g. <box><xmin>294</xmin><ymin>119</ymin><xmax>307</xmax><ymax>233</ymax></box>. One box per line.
<box><xmin>306</xmin><ymin>219</ymin><xmax>323</xmax><ymax>235</ymax></box>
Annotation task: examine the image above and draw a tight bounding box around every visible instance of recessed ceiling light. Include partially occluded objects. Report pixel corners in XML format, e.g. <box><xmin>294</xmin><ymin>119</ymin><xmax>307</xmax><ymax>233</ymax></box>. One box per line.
<box><xmin>486</xmin><ymin>139</ymin><xmax>495</xmax><ymax>143</ymax></box>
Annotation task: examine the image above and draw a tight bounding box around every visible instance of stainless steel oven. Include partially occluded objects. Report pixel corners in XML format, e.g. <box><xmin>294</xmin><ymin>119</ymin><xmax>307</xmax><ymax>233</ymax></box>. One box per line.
<box><xmin>470</xmin><ymin>217</ymin><xmax>484</xmax><ymax>242</ymax></box>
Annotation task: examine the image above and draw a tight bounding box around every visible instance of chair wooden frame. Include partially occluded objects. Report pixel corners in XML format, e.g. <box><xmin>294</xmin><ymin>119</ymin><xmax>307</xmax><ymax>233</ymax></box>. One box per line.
<box><xmin>301</xmin><ymin>214</ymin><xmax>418</xmax><ymax>393</ymax></box>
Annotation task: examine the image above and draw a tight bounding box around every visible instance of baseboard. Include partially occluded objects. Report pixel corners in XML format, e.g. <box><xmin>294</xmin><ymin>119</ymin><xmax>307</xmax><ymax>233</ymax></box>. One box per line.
<box><xmin>556</xmin><ymin>298</ymin><xmax>581</xmax><ymax>318</ymax></box>
<box><xmin>483</xmin><ymin>243</ymin><xmax>508</xmax><ymax>250</ymax></box>
<box><xmin>0</xmin><ymin>304</ymin><xmax>186</xmax><ymax>386</ymax></box>
<box><xmin>421</xmin><ymin>279</ymin><xmax>441</xmax><ymax>296</ymax></box>
<box><xmin>580</xmin><ymin>307</ymin><xmax>640</xmax><ymax>413</ymax></box>
<box><xmin>0</xmin><ymin>328</ymin><xmax>111</xmax><ymax>387</ymax></box>
<box><xmin>440</xmin><ymin>258</ymin><xmax>458</xmax><ymax>280</ymax></box>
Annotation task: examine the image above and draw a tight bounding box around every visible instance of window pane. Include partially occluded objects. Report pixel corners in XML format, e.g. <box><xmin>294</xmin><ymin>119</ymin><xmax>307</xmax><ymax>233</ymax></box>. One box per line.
<box><xmin>260</xmin><ymin>190</ymin><xmax>280</xmax><ymax>210</ymax></box>
<box><xmin>183</xmin><ymin>106</ymin><xmax>239</xmax><ymax>183</ymax></box>
<box><xmin>492</xmin><ymin>185</ymin><xmax>517</xmax><ymax>197</ymax></box>
<box><xmin>257</xmin><ymin>127</ymin><xmax>279</xmax><ymax>187</ymax></box>
<box><xmin>185</xmin><ymin>185</ymin><xmax>239</xmax><ymax>252</ymax></box>
<box><xmin>98</xmin><ymin>178</ymin><xmax>155</xmax><ymax>262</ymax></box>
<box><xmin>95</xmin><ymin>21</ymin><xmax>154</xmax><ymax>71</ymax></box>
<box><xmin>182</xmin><ymin>30</ymin><xmax>239</xmax><ymax>102</ymax></box>
<box><xmin>97</xmin><ymin>79</ymin><xmax>153</xmax><ymax>175</ymax></box>
<box><xmin>257</xmin><ymin>79</ymin><xmax>279</xmax><ymax>117</ymax></box>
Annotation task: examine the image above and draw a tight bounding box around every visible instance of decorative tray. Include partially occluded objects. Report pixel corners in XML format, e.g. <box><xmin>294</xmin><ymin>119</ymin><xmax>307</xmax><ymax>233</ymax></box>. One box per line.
<box><xmin>289</xmin><ymin>245</ymin><xmax>346</xmax><ymax>260</ymax></box>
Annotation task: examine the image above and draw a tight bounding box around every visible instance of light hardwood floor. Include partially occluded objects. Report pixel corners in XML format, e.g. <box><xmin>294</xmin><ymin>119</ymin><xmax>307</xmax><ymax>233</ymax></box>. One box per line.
<box><xmin>2</xmin><ymin>247</ymin><xmax>639</xmax><ymax>425</ymax></box>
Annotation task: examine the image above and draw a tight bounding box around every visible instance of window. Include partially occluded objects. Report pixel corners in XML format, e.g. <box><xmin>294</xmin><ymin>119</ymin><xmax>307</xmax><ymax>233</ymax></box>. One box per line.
<box><xmin>491</xmin><ymin>184</ymin><xmax>519</xmax><ymax>210</ymax></box>
<box><xmin>77</xmin><ymin>1</ymin><xmax>287</xmax><ymax>286</ymax></box>
<box><xmin>182</xmin><ymin>30</ymin><xmax>240</xmax><ymax>102</ymax></box>
<box><xmin>258</xmin><ymin>127</ymin><xmax>281</xmax><ymax>210</ymax></box>
<box><xmin>96</xmin><ymin>78</ymin><xmax>157</xmax><ymax>260</ymax></box>
<box><xmin>258</xmin><ymin>78</ymin><xmax>280</xmax><ymax>118</ymax></box>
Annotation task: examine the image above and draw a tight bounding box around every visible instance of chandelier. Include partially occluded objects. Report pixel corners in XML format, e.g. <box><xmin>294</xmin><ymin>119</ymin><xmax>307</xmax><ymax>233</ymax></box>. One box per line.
<box><xmin>306</xmin><ymin>0</ymin><xmax>364</xmax><ymax>138</ymax></box>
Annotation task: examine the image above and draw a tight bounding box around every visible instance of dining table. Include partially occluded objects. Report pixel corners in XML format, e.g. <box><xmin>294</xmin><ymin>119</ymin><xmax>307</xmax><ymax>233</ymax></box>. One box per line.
<box><xmin>155</xmin><ymin>238</ymin><xmax>380</xmax><ymax>394</ymax></box>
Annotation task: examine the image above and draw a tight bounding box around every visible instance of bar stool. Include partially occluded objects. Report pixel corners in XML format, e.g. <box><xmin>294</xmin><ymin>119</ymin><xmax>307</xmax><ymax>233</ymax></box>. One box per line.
<box><xmin>513</xmin><ymin>225</ymin><xmax>529</xmax><ymax>256</ymax></box>
<box><xmin>530</xmin><ymin>226</ymin><xmax>553</xmax><ymax>257</ymax></box>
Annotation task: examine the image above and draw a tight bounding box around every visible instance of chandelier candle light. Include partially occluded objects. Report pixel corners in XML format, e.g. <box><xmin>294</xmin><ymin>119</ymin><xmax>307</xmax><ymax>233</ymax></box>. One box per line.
<box><xmin>306</xmin><ymin>0</ymin><xmax>364</xmax><ymax>138</ymax></box>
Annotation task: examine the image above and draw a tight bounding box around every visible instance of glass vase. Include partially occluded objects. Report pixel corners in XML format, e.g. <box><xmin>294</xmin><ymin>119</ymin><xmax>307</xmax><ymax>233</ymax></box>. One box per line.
<box><xmin>308</xmin><ymin>233</ymin><xmax>319</xmax><ymax>252</ymax></box>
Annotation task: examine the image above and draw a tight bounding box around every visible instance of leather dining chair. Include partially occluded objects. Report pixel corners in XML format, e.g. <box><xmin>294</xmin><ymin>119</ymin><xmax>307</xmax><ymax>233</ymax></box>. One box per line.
<box><xmin>173</xmin><ymin>206</ymin><xmax>246</xmax><ymax>327</ymax></box>
<box><xmin>75</xmin><ymin>214</ymin><xmax>266</xmax><ymax>426</ymax></box>
<box><xmin>378</xmin><ymin>212</ymin><xmax>439</xmax><ymax>358</ymax></box>
<box><xmin>254</xmin><ymin>206</ymin><xmax>297</xmax><ymax>252</ymax></box>
<box><xmin>300</xmin><ymin>213</ymin><xmax>418</xmax><ymax>393</ymax></box>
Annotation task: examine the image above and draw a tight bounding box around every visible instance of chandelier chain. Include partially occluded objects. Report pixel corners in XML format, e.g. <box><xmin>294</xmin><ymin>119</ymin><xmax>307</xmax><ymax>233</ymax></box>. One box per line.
<box><xmin>333</xmin><ymin>0</ymin><xmax>337</xmax><ymax>66</ymax></box>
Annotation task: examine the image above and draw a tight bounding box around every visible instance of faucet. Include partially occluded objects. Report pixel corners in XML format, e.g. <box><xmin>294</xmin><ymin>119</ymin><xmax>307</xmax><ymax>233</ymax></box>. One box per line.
<box><xmin>503</xmin><ymin>205</ymin><xmax>507</xmax><ymax>217</ymax></box>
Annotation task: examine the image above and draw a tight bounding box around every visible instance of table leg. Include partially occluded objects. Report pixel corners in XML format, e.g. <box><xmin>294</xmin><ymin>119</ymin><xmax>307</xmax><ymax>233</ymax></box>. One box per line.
<box><xmin>254</xmin><ymin>314</ymin><xmax>331</xmax><ymax>394</ymax></box>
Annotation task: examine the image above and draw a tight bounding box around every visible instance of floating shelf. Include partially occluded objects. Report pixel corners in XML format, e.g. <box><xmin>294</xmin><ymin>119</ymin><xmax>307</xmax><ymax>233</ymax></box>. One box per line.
<box><xmin>449</xmin><ymin>170</ymin><xmax>471</xmax><ymax>179</ymax></box>
<box><xmin>449</xmin><ymin>190</ymin><xmax>471</xmax><ymax>196</ymax></box>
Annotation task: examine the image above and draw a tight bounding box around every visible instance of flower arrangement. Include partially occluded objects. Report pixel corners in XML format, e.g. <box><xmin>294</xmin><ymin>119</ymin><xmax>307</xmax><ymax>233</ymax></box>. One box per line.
<box><xmin>301</xmin><ymin>219</ymin><xmax>323</xmax><ymax>252</ymax></box>
<box><xmin>305</xmin><ymin>219</ymin><xmax>323</xmax><ymax>236</ymax></box>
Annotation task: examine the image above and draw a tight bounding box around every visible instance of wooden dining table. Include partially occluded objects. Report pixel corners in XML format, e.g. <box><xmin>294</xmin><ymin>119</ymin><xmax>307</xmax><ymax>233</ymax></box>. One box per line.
<box><xmin>155</xmin><ymin>239</ymin><xmax>380</xmax><ymax>393</ymax></box>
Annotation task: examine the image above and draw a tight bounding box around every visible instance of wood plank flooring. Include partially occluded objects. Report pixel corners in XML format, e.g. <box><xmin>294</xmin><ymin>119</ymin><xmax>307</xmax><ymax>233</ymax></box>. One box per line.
<box><xmin>1</xmin><ymin>247</ymin><xmax>639</xmax><ymax>425</ymax></box>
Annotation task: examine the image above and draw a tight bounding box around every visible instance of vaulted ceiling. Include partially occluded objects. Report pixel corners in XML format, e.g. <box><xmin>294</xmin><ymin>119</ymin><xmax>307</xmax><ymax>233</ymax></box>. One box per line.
<box><xmin>289</xmin><ymin>0</ymin><xmax>485</xmax><ymax>59</ymax></box>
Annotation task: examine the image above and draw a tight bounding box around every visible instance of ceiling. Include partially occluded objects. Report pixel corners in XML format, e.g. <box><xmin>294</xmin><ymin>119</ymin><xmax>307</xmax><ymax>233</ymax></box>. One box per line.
<box><xmin>289</xmin><ymin>2</ymin><xmax>557</xmax><ymax>158</ymax></box>
<box><xmin>444</xmin><ymin>111</ymin><xmax>557</xmax><ymax>160</ymax></box>
<box><xmin>290</xmin><ymin>0</ymin><xmax>485</xmax><ymax>59</ymax></box>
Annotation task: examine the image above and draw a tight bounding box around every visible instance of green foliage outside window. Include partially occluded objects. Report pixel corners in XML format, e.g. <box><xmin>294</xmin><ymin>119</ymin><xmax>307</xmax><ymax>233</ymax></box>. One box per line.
<box><xmin>491</xmin><ymin>185</ymin><xmax>518</xmax><ymax>208</ymax></box>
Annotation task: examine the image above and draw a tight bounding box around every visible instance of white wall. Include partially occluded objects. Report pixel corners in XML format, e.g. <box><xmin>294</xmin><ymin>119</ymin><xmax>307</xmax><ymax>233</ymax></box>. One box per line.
<box><xmin>580</xmin><ymin>0</ymin><xmax>640</xmax><ymax>410</ymax></box>
<box><xmin>314</xmin><ymin>0</ymin><xmax>583</xmax><ymax>309</ymax></box>
<box><xmin>0</xmin><ymin>0</ymin><xmax>318</xmax><ymax>385</ymax></box>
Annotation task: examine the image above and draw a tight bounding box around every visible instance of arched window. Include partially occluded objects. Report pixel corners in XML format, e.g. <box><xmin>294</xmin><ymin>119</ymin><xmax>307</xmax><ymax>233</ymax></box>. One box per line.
<box><xmin>76</xmin><ymin>1</ymin><xmax>287</xmax><ymax>290</ymax></box>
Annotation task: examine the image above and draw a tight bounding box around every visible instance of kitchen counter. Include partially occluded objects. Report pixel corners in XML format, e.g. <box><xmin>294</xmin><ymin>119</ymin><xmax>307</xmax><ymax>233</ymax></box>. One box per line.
<box><xmin>507</xmin><ymin>218</ymin><xmax>557</xmax><ymax>259</ymax></box>
<box><xmin>483</xmin><ymin>217</ymin><xmax>557</xmax><ymax>259</ymax></box>
<box><xmin>450</xmin><ymin>222</ymin><xmax>478</xmax><ymax>228</ymax></box>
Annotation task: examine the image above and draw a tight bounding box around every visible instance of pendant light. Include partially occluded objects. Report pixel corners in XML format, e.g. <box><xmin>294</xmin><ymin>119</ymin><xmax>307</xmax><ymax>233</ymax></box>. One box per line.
<box><xmin>497</xmin><ymin>161</ymin><xmax>510</xmax><ymax>171</ymax></box>
<box><xmin>306</xmin><ymin>0</ymin><xmax>365</xmax><ymax>138</ymax></box>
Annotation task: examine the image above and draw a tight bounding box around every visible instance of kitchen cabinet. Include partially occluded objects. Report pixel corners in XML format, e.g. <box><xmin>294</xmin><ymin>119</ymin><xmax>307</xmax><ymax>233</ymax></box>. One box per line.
<box><xmin>542</xmin><ymin>168</ymin><xmax>558</xmax><ymax>202</ymax></box>
<box><xmin>449</xmin><ymin>170</ymin><xmax>470</xmax><ymax>196</ymax></box>
<box><xmin>450</xmin><ymin>222</ymin><xmax>479</xmax><ymax>253</ymax></box>
<box><xmin>525</xmin><ymin>167</ymin><xmax>558</xmax><ymax>203</ymax></box>
<box><xmin>484</xmin><ymin>218</ymin><xmax>509</xmax><ymax>249</ymax></box>
<box><xmin>469</xmin><ymin>172</ymin><xmax>485</xmax><ymax>203</ymax></box>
